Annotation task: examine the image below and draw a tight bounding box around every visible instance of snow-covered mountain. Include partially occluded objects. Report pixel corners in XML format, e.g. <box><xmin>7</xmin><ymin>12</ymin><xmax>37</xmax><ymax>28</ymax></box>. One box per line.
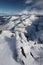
<box><xmin>0</xmin><ymin>14</ymin><xmax>43</xmax><ymax>65</ymax></box>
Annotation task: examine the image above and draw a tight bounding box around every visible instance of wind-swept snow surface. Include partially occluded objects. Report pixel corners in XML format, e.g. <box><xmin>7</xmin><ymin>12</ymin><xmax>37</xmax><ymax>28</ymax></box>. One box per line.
<box><xmin>0</xmin><ymin>15</ymin><xmax>43</xmax><ymax>65</ymax></box>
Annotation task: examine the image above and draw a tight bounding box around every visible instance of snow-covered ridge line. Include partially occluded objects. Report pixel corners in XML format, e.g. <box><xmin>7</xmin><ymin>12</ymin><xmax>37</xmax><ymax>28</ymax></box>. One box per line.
<box><xmin>0</xmin><ymin>14</ymin><xmax>43</xmax><ymax>65</ymax></box>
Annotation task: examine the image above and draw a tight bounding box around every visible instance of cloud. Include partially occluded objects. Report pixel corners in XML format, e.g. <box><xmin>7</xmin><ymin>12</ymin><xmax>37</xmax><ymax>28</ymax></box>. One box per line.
<box><xmin>32</xmin><ymin>0</ymin><xmax>43</xmax><ymax>9</ymax></box>
<box><xmin>19</xmin><ymin>10</ymin><xmax>28</xmax><ymax>15</ymax></box>
<box><xmin>25</xmin><ymin>0</ymin><xmax>32</xmax><ymax>4</ymax></box>
<box><xmin>25</xmin><ymin>0</ymin><xmax>43</xmax><ymax>12</ymax></box>
<box><xmin>19</xmin><ymin>9</ymin><xmax>43</xmax><ymax>15</ymax></box>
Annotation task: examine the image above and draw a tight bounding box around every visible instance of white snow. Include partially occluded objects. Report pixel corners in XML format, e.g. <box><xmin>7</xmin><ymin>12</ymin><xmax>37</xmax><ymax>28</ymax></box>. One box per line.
<box><xmin>10</xmin><ymin>16</ymin><xmax>18</xmax><ymax>21</ymax></box>
<box><xmin>0</xmin><ymin>15</ymin><xmax>43</xmax><ymax>65</ymax></box>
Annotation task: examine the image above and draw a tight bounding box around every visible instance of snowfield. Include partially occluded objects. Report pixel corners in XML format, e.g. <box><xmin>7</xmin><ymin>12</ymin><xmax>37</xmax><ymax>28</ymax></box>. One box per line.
<box><xmin>0</xmin><ymin>14</ymin><xmax>43</xmax><ymax>65</ymax></box>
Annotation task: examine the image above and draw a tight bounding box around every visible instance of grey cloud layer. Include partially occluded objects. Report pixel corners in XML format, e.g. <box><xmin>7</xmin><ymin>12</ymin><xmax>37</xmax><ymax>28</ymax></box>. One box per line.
<box><xmin>25</xmin><ymin>0</ymin><xmax>43</xmax><ymax>11</ymax></box>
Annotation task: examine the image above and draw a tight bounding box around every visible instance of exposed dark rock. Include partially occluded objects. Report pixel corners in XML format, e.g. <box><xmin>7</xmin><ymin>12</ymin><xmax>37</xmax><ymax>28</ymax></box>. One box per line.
<box><xmin>11</xmin><ymin>34</ymin><xmax>15</xmax><ymax>38</ymax></box>
<box><xmin>30</xmin><ymin>52</ymin><xmax>34</xmax><ymax>58</ymax></box>
<box><xmin>0</xmin><ymin>30</ymin><xmax>2</xmax><ymax>34</ymax></box>
<box><xmin>34</xmin><ymin>42</ymin><xmax>36</xmax><ymax>45</ymax></box>
<box><xmin>21</xmin><ymin>60</ymin><xmax>25</xmax><ymax>65</ymax></box>
<box><xmin>21</xmin><ymin>47</ymin><xmax>26</xmax><ymax>58</ymax></box>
